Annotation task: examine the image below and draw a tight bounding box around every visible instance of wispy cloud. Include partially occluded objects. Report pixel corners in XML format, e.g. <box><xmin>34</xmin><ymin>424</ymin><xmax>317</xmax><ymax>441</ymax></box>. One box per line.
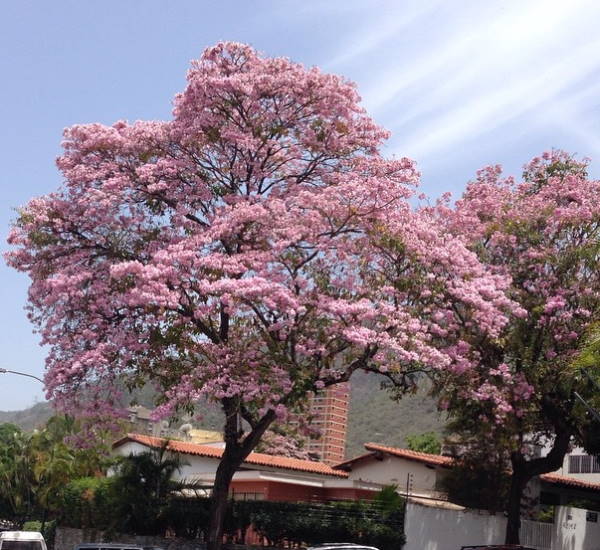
<box><xmin>325</xmin><ymin>0</ymin><xmax>443</xmax><ymax>70</ymax></box>
<box><xmin>393</xmin><ymin>33</ymin><xmax>600</xmax><ymax>159</ymax></box>
<box><xmin>321</xmin><ymin>0</ymin><xmax>600</xmax><ymax>162</ymax></box>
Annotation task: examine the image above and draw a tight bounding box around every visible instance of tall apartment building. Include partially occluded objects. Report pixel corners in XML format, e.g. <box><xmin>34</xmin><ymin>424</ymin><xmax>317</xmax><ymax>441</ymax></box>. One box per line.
<box><xmin>307</xmin><ymin>382</ymin><xmax>350</xmax><ymax>465</ymax></box>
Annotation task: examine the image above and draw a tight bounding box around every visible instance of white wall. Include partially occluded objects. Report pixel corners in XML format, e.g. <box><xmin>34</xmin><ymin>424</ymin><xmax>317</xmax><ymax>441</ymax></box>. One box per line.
<box><xmin>175</xmin><ymin>455</ymin><xmax>222</xmax><ymax>481</ymax></box>
<box><xmin>553</xmin><ymin>506</ymin><xmax>600</xmax><ymax>550</ymax></box>
<box><xmin>113</xmin><ymin>441</ymin><xmax>151</xmax><ymax>457</ymax></box>
<box><xmin>113</xmin><ymin>441</ymin><xmax>219</xmax><ymax>481</ymax></box>
<box><xmin>404</xmin><ymin>501</ymin><xmax>600</xmax><ymax>550</ymax></box>
<box><xmin>404</xmin><ymin>501</ymin><xmax>506</xmax><ymax>550</ymax></box>
<box><xmin>346</xmin><ymin>455</ymin><xmax>443</xmax><ymax>495</ymax></box>
<box><xmin>553</xmin><ymin>447</ymin><xmax>600</xmax><ymax>484</ymax></box>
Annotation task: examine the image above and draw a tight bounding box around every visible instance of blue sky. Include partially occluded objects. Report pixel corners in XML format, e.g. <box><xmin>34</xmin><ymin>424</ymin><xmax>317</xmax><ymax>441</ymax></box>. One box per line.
<box><xmin>2</xmin><ymin>0</ymin><xmax>600</xmax><ymax>411</ymax></box>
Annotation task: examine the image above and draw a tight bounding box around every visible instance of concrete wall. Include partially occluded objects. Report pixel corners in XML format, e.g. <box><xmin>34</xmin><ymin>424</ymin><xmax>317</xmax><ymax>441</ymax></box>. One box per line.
<box><xmin>404</xmin><ymin>501</ymin><xmax>506</xmax><ymax>550</ymax></box>
<box><xmin>404</xmin><ymin>501</ymin><xmax>600</xmax><ymax>550</ymax></box>
<box><xmin>553</xmin><ymin>506</ymin><xmax>600</xmax><ymax>550</ymax></box>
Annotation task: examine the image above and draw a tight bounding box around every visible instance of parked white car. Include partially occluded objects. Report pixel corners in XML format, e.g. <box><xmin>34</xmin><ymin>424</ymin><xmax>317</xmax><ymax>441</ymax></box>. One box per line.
<box><xmin>0</xmin><ymin>531</ymin><xmax>47</xmax><ymax>550</ymax></box>
<box><xmin>306</xmin><ymin>544</ymin><xmax>380</xmax><ymax>550</ymax></box>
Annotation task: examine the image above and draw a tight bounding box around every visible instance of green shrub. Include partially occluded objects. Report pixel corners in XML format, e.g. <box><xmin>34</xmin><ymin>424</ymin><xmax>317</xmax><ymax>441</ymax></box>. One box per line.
<box><xmin>59</xmin><ymin>477</ymin><xmax>118</xmax><ymax>530</ymax></box>
<box><xmin>56</xmin><ymin>483</ymin><xmax>405</xmax><ymax>550</ymax></box>
<box><xmin>249</xmin><ymin>498</ymin><xmax>405</xmax><ymax>550</ymax></box>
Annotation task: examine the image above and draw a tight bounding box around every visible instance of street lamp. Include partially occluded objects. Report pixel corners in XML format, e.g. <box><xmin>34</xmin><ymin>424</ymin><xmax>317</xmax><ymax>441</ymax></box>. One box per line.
<box><xmin>0</xmin><ymin>367</ymin><xmax>44</xmax><ymax>384</ymax></box>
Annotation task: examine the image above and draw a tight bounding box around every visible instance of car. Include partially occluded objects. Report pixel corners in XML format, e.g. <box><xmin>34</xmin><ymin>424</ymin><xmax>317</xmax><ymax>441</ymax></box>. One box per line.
<box><xmin>0</xmin><ymin>531</ymin><xmax>47</xmax><ymax>550</ymax></box>
<box><xmin>306</xmin><ymin>544</ymin><xmax>380</xmax><ymax>550</ymax></box>
<box><xmin>74</xmin><ymin>544</ymin><xmax>165</xmax><ymax>550</ymax></box>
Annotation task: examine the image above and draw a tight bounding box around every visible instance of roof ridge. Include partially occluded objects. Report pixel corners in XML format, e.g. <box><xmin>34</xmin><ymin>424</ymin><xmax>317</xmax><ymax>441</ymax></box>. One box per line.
<box><xmin>540</xmin><ymin>472</ymin><xmax>600</xmax><ymax>491</ymax></box>
<box><xmin>361</xmin><ymin>442</ymin><xmax>454</xmax><ymax>467</ymax></box>
<box><xmin>117</xmin><ymin>433</ymin><xmax>348</xmax><ymax>478</ymax></box>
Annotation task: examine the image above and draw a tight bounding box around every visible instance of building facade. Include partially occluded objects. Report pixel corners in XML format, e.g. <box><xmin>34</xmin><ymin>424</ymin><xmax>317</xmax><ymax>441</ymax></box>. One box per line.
<box><xmin>306</xmin><ymin>383</ymin><xmax>350</xmax><ymax>465</ymax></box>
<box><xmin>113</xmin><ymin>433</ymin><xmax>379</xmax><ymax>503</ymax></box>
<box><xmin>551</xmin><ymin>446</ymin><xmax>600</xmax><ymax>484</ymax></box>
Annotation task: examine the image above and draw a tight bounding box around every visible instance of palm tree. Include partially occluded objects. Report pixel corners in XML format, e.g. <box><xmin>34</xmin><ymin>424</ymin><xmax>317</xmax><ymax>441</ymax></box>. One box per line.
<box><xmin>0</xmin><ymin>426</ymin><xmax>36</xmax><ymax>526</ymax></box>
<box><xmin>111</xmin><ymin>442</ymin><xmax>186</xmax><ymax>535</ymax></box>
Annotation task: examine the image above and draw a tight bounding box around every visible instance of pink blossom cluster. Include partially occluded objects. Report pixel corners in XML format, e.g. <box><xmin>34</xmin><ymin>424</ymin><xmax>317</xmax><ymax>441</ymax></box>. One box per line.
<box><xmin>441</xmin><ymin>150</ymin><xmax>600</xmax><ymax>421</ymax></box>
<box><xmin>6</xmin><ymin>42</ymin><xmax>518</xmax><ymax>429</ymax></box>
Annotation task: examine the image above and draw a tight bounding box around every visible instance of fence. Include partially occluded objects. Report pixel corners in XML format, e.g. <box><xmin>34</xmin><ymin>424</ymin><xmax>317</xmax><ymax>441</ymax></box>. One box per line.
<box><xmin>520</xmin><ymin>519</ymin><xmax>552</xmax><ymax>550</ymax></box>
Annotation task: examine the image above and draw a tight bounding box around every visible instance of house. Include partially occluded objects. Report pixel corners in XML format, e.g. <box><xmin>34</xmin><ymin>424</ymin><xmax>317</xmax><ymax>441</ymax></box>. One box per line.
<box><xmin>334</xmin><ymin>442</ymin><xmax>452</xmax><ymax>500</ymax></box>
<box><xmin>551</xmin><ymin>446</ymin><xmax>600</xmax><ymax>483</ymax></box>
<box><xmin>113</xmin><ymin>433</ymin><xmax>380</xmax><ymax>502</ymax></box>
<box><xmin>339</xmin><ymin>443</ymin><xmax>600</xmax><ymax>510</ymax></box>
<box><xmin>114</xmin><ymin>433</ymin><xmax>600</xmax><ymax>511</ymax></box>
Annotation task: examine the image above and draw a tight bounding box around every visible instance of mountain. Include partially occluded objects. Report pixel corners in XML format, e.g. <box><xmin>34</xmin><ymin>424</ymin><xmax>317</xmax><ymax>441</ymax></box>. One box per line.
<box><xmin>0</xmin><ymin>372</ymin><xmax>446</xmax><ymax>459</ymax></box>
<box><xmin>345</xmin><ymin>371</ymin><xmax>447</xmax><ymax>458</ymax></box>
<box><xmin>0</xmin><ymin>401</ymin><xmax>53</xmax><ymax>431</ymax></box>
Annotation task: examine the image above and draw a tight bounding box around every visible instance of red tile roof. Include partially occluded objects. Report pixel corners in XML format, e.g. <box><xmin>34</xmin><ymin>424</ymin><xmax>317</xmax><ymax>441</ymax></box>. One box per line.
<box><xmin>114</xmin><ymin>433</ymin><xmax>348</xmax><ymax>478</ymax></box>
<box><xmin>363</xmin><ymin>442</ymin><xmax>455</xmax><ymax>467</ymax></box>
<box><xmin>335</xmin><ymin>443</ymin><xmax>454</xmax><ymax>470</ymax></box>
<box><xmin>334</xmin><ymin>451</ymin><xmax>378</xmax><ymax>470</ymax></box>
<box><xmin>540</xmin><ymin>473</ymin><xmax>600</xmax><ymax>492</ymax></box>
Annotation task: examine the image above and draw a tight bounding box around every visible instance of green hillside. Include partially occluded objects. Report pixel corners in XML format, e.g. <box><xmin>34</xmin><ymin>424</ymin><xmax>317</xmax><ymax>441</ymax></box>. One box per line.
<box><xmin>1</xmin><ymin>371</ymin><xmax>446</xmax><ymax>459</ymax></box>
<box><xmin>0</xmin><ymin>401</ymin><xmax>53</xmax><ymax>431</ymax></box>
<box><xmin>345</xmin><ymin>371</ymin><xmax>446</xmax><ymax>458</ymax></box>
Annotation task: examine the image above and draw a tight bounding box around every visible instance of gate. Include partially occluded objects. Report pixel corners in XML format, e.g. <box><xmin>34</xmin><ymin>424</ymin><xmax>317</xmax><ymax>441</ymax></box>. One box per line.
<box><xmin>520</xmin><ymin>519</ymin><xmax>553</xmax><ymax>550</ymax></box>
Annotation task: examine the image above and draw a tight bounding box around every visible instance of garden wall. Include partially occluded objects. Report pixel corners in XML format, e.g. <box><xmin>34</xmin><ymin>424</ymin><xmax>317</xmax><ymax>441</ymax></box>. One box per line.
<box><xmin>404</xmin><ymin>499</ymin><xmax>600</xmax><ymax>550</ymax></box>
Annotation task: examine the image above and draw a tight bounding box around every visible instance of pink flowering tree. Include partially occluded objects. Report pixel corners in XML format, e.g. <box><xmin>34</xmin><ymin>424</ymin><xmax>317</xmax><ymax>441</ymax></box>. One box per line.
<box><xmin>439</xmin><ymin>151</ymin><xmax>600</xmax><ymax>544</ymax></box>
<box><xmin>6</xmin><ymin>43</ymin><xmax>514</xmax><ymax>550</ymax></box>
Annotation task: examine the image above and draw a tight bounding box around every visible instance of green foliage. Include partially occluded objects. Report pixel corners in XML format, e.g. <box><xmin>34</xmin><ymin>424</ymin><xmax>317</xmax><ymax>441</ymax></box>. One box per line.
<box><xmin>249</xmin><ymin>497</ymin><xmax>405</xmax><ymax>550</ymax></box>
<box><xmin>441</xmin><ymin>457</ymin><xmax>511</xmax><ymax>513</ymax></box>
<box><xmin>405</xmin><ymin>432</ymin><xmax>441</xmax><ymax>454</ymax></box>
<box><xmin>440</xmin><ymin>420</ymin><xmax>511</xmax><ymax>513</ymax></box>
<box><xmin>0</xmin><ymin>416</ymin><xmax>113</xmax><ymax>527</ymax></box>
<box><xmin>0</xmin><ymin>423</ymin><xmax>22</xmax><ymax>442</ymax></box>
<box><xmin>56</xmin><ymin>482</ymin><xmax>405</xmax><ymax>550</ymax></box>
<box><xmin>569</xmin><ymin>326</ymin><xmax>600</xmax><ymax>456</ymax></box>
<box><xmin>374</xmin><ymin>484</ymin><xmax>405</xmax><ymax>513</ymax></box>
<box><xmin>107</xmin><ymin>445</ymin><xmax>187</xmax><ymax>535</ymax></box>
<box><xmin>0</xmin><ymin>424</ymin><xmax>36</xmax><ymax>525</ymax></box>
<box><xmin>59</xmin><ymin>477</ymin><xmax>118</xmax><ymax>529</ymax></box>
<box><xmin>532</xmin><ymin>506</ymin><xmax>555</xmax><ymax>523</ymax></box>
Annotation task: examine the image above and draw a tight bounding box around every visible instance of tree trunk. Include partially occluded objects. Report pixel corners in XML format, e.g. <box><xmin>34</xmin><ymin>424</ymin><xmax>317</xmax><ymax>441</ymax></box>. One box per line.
<box><xmin>207</xmin><ymin>450</ymin><xmax>240</xmax><ymax>550</ymax></box>
<box><xmin>206</xmin><ymin>405</ymin><xmax>277</xmax><ymax>550</ymax></box>
<box><xmin>505</xmin><ymin>396</ymin><xmax>573</xmax><ymax>544</ymax></box>
<box><xmin>40</xmin><ymin>506</ymin><xmax>48</xmax><ymax>534</ymax></box>
<box><xmin>505</xmin><ymin>466</ymin><xmax>527</xmax><ymax>545</ymax></box>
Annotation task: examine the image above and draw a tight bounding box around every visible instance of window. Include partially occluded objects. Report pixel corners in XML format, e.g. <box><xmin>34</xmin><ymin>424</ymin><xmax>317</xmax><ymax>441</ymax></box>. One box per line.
<box><xmin>569</xmin><ymin>454</ymin><xmax>600</xmax><ymax>473</ymax></box>
<box><xmin>230</xmin><ymin>492</ymin><xmax>264</xmax><ymax>501</ymax></box>
<box><xmin>1</xmin><ymin>543</ymin><xmax>44</xmax><ymax>550</ymax></box>
<box><xmin>581</xmin><ymin>455</ymin><xmax>592</xmax><ymax>473</ymax></box>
